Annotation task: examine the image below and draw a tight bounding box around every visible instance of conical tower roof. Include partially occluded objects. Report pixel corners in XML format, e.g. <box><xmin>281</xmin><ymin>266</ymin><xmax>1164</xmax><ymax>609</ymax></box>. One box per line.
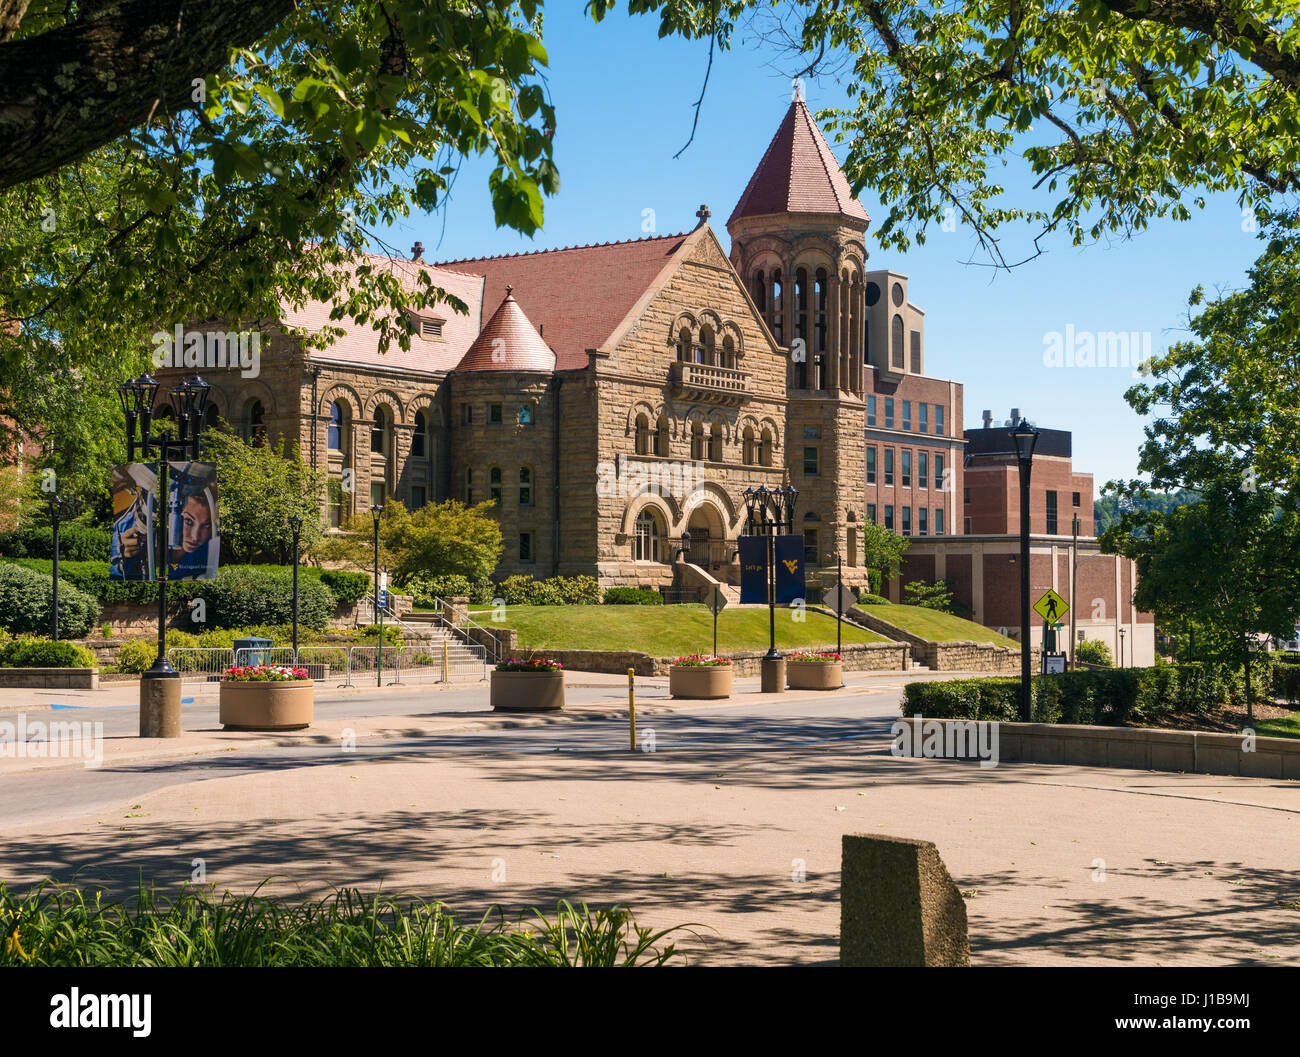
<box><xmin>454</xmin><ymin>287</ymin><xmax>556</xmax><ymax>373</ymax></box>
<box><xmin>728</xmin><ymin>97</ymin><xmax>869</xmax><ymax>226</ymax></box>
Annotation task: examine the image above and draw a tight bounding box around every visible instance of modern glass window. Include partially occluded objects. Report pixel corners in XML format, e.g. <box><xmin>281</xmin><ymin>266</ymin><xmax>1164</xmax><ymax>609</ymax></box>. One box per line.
<box><xmin>884</xmin><ymin>449</ymin><xmax>894</xmax><ymax>486</ymax></box>
<box><xmin>866</xmin><ymin>446</ymin><xmax>877</xmax><ymax>484</ymax></box>
<box><xmin>885</xmin><ymin>397</ymin><xmax>894</xmax><ymax>429</ymax></box>
<box><xmin>902</xmin><ymin>400</ymin><xmax>912</xmax><ymax>431</ymax></box>
<box><xmin>1073</xmin><ymin>491</ymin><xmax>1081</xmax><ymax>507</ymax></box>
<box><xmin>918</xmin><ymin>452</ymin><xmax>928</xmax><ymax>490</ymax></box>
<box><xmin>519</xmin><ymin>466</ymin><xmax>533</xmax><ymax>506</ymax></box>
<box><xmin>867</xmin><ymin>503</ymin><xmax>877</xmax><ymax>524</ymax></box>
<box><xmin>1046</xmin><ymin>490</ymin><xmax>1058</xmax><ymax>534</ymax></box>
<box><xmin>489</xmin><ymin>403</ymin><xmax>503</xmax><ymax>425</ymax></box>
<box><xmin>885</xmin><ymin>505</ymin><xmax>894</xmax><ymax>531</ymax></box>
<box><xmin>901</xmin><ymin>506</ymin><xmax>912</xmax><ymax>536</ymax></box>
<box><xmin>804</xmin><ymin>446</ymin><xmax>819</xmax><ymax>476</ymax></box>
<box><xmin>964</xmin><ymin>487</ymin><xmax>971</xmax><ymax>504</ymax></box>
<box><xmin>919</xmin><ymin>508</ymin><xmax>928</xmax><ymax>536</ymax></box>
<box><xmin>519</xmin><ymin>532</ymin><xmax>533</xmax><ymax>563</ymax></box>
<box><xmin>867</xmin><ymin>395</ymin><xmax>877</xmax><ymax>427</ymax></box>
<box><xmin>935</xmin><ymin>508</ymin><xmax>945</xmax><ymax>535</ymax></box>
<box><xmin>901</xmin><ymin>450</ymin><xmax>911</xmax><ymax>488</ymax></box>
<box><xmin>919</xmin><ymin>403</ymin><xmax>928</xmax><ymax>433</ymax></box>
<box><xmin>936</xmin><ymin>405</ymin><xmax>945</xmax><ymax>435</ymax></box>
<box><xmin>965</xmin><ymin>516</ymin><xmax>972</xmax><ymax>534</ymax></box>
<box><xmin>489</xmin><ymin>466</ymin><xmax>502</xmax><ymax>503</ymax></box>
<box><xmin>935</xmin><ymin>454</ymin><xmax>945</xmax><ymax>492</ymax></box>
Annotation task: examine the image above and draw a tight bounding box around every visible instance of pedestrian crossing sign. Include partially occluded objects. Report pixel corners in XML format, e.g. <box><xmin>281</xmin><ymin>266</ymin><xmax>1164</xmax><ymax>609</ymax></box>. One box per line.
<box><xmin>1033</xmin><ymin>589</ymin><xmax>1069</xmax><ymax>623</ymax></box>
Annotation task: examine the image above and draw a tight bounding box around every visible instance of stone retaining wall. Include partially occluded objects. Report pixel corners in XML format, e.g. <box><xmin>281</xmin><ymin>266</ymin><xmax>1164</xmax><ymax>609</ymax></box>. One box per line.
<box><xmin>510</xmin><ymin>640</ymin><xmax>908</xmax><ymax>677</ymax></box>
<box><xmin>912</xmin><ymin>717</ymin><xmax>1300</xmax><ymax>780</ymax></box>
<box><xmin>0</xmin><ymin>668</ymin><xmax>99</xmax><ymax>690</ymax></box>
<box><xmin>845</xmin><ymin>605</ymin><xmax>1038</xmax><ymax>672</ymax></box>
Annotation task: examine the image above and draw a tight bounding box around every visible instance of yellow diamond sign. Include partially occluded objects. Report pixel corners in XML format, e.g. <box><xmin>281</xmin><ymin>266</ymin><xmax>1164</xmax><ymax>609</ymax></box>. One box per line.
<box><xmin>1033</xmin><ymin>589</ymin><xmax>1069</xmax><ymax>623</ymax></box>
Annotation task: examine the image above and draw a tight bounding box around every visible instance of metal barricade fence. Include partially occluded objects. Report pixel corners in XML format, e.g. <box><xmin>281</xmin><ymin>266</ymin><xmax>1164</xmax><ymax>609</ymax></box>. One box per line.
<box><xmin>393</xmin><ymin>642</ymin><xmax>488</xmax><ymax>684</ymax></box>
<box><xmin>167</xmin><ymin>647</ymin><xmax>235</xmax><ymax>684</ymax></box>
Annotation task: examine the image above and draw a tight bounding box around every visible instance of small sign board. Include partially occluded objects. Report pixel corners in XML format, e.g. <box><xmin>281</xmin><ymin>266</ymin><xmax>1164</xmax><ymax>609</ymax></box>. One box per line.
<box><xmin>1042</xmin><ymin>653</ymin><xmax>1067</xmax><ymax>674</ymax></box>
<box><xmin>705</xmin><ymin>585</ymin><xmax>729</xmax><ymax>616</ymax></box>
<box><xmin>1032</xmin><ymin>589</ymin><xmax>1069</xmax><ymax>623</ymax></box>
<box><xmin>832</xmin><ymin>584</ymin><xmax>856</xmax><ymax>615</ymax></box>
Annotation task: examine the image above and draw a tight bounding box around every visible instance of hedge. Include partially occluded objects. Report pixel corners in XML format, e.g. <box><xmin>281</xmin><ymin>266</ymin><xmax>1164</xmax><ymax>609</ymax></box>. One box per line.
<box><xmin>0</xmin><ymin>524</ymin><xmax>111</xmax><ymax>561</ymax></box>
<box><xmin>186</xmin><ymin>567</ymin><xmax>336</xmax><ymax>631</ymax></box>
<box><xmin>317</xmin><ymin>569</ymin><xmax>369</xmax><ymax>605</ymax></box>
<box><xmin>903</xmin><ymin>661</ymin><xmax>1289</xmax><ymax>727</ymax></box>
<box><xmin>0</xmin><ymin>638</ymin><xmax>97</xmax><ymax>669</ymax></box>
<box><xmin>0</xmin><ymin>564</ymin><xmax>99</xmax><ymax>639</ymax></box>
<box><xmin>602</xmin><ymin>587</ymin><xmax>663</xmax><ymax>606</ymax></box>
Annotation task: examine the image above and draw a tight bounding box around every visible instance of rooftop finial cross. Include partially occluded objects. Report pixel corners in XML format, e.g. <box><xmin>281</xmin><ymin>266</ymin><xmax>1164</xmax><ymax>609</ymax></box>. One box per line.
<box><xmin>695</xmin><ymin>204</ymin><xmax>711</xmax><ymax>226</ymax></box>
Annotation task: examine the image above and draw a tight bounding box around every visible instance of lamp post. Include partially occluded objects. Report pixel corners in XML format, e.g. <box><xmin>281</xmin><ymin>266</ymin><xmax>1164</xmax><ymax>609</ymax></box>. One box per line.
<box><xmin>742</xmin><ymin>482</ymin><xmax>798</xmax><ymax>692</ymax></box>
<box><xmin>48</xmin><ymin>491</ymin><xmax>73</xmax><ymax>641</ymax></box>
<box><xmin>118</xmin><ymin>372</ymin><xmax>211</xmax><ymax>738</ymax></box>
<box><xmin>1118</xmin><ymin>626</ymin><xmax>1126</xmax><ymax>669</ymax></box>
<box><xmin>372</xmin><ymin>505</ymin><xmax>383</xmax><ymax>687</ymax></box>
<box><xmin>288</xmin><ymin>514</ymin><xmax>303</xmax><ymax>665</ymax></box>
<box><xmin>1011</xmin><ymin>417</ymin><xmax>1040</xmax><ymax>722</ymax></box>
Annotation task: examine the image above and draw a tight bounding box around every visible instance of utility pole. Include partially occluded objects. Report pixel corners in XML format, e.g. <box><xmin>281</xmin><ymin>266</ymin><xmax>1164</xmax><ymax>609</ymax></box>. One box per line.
<box><xmin>1070</xmin><ymin>512</ymin><xmax>1080</xmax><ymax>670</ymax></box>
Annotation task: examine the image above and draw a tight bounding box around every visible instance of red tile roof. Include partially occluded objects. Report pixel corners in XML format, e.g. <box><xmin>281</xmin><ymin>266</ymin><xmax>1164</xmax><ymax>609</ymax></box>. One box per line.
<box><xmin>436</xmin><ymin>233</ymin><xmax>691</xmax><ymax>370</ymax></box>
<box><xmin>455</xmin><ymin>289</ymin><xmax>556</xmax><ymax>373</ymax></box>
<box><xmin>728</xmin><ymin>99</ymin><xmax>870</xmax><ymax>225</ymax></box>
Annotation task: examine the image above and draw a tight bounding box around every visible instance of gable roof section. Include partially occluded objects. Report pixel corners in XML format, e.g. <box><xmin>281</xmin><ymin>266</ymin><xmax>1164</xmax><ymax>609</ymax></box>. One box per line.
<box><xmin>728</xmin><ymin>98</ymin><xmax>870</xmax><ymax>225</ymax></box>
<box><xmin>436</xmin><ymin>233</ymin><xmax>691</xmax><ymax>370</ymax></box>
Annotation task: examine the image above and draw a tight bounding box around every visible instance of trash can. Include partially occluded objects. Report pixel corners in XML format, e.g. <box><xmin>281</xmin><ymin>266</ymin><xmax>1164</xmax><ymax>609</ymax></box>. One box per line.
<box><xmin>233</xmin><ymin>636</ymin><xmax>273</xmax><ymax>667</ymax></box>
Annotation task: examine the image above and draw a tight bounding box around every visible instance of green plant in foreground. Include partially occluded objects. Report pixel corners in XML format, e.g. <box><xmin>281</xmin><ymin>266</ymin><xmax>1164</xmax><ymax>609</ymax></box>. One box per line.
<box><xmin>0</xmin><ymin>882</ymin><xmax>694</xmax><ymax>967</ymax></box>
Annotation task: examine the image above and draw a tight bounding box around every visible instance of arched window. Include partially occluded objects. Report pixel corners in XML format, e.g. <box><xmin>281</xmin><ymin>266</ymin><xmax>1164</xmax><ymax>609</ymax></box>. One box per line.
<box><xmin>815</xmin><ymin>268</ymin><xmax>828</xmax><ymax>356</ymax></box>
<box><xmin>634</xmin><ymin>510</ymin><xmax>663</xmax><ymax>562</ymax></box>
<box><xmin>892</xmin><ymin>314</ymin><xmax>905</xmax><ymax>369</ymax></box>
<box><xmin>722</xmin><ymin>334</ymin><xmax>736</xmax><ymax>370</ymax></box>
<box><xmin>412</xmin><ymin>409</ymin><xmax>429</xmax><ymax>458</ymax></box>
<box><xmin>370</xmin><ymin>405</ymin><xmax>391</xmax><ymax>455</ymax></box>
<box><xmin>742</xmin><ymin>425</ymin><xmax>755</xmax><ymax>466</ymax></box>
<box><xmin>489</xmin><ymin>465</ymin><xmax>502</xmax><ymax>503</ymax></box>
<box><xmin>759</xmin><ymin>428</ymin><xmax>773</xmax><ymax>467</ymax></box>
<box><xmin>327</xmin><ymin>402</ymin><xmax>347</xmax><ymax>451</ymax></box>
<box><xmin>203</xmin><ymin>405</ymin><xmax>222</xmax><ymax>436</ymax></box>
<box><xmin>677</xmin><ymin>326</ymin><xmax>692</xmax><ymax>363</ymax></box>
<box><xmin>519</xmin><ymin>466</ymin><xmax>533</xmax><ymax>506</ymax></box>
<box><xmin>700</xmin><ymin>324</ymin><xmax>715</xmax><ymax>367</ymax></box>
<box><xmin>635</xmin><ymin>413</ymin><xmax>650</xmax><ymax>455</ymax></box>
<box><xmin>770</xmin><ymin>269</ymin><xmax>784</xmax><ymax>344</ymax></box>
<box><xmin>795</xmin><ymin>267</ymin><xmax>809</xmax><ymax>388</ymax></box>
<box><xmin>753</xmin><ymin>270</ymin><xmax>766</xmax><ymax>311</ymax></box>
<box><xmin>691</xmin><ymin>420</ymin><xmax>704</xmax><ymax>461</ymax></box>
<box><xmin>242</xmin><ymin>400</ymin><xmax>266</xmax><ymax>446</ymax></box>
<box><xmin>708</xmin><ymin>422</ymin><xmax>722</xmax><ymax>462</ymax></box>
<box><xmin>655</xmin><ymin>416</ymin><xmax>670</xmax><ymax>457</ymax></box>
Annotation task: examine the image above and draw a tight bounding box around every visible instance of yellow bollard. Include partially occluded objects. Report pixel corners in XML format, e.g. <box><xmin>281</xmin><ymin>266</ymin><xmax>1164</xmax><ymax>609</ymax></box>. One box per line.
<box><xmin>628</xmin><ymin>667</ymin><xmax>636</xmax><ymax>751</ymax></box>
<box><xmin>442</xmin><ymin>640</ymin><xmax>449</xmax><ymax>683</ymax></box>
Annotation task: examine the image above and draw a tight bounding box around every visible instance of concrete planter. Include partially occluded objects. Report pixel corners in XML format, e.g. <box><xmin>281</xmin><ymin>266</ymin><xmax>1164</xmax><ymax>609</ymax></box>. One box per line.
<box><xmin>669</xmin><ymin>665</ymin><xmax>733</xmax><ymax>699</ymax></box>
<box><xmin>491</xmin><ymin>669</ymin><xmax>565</xmax><ymax>711</ymax></box>
<box><xmin>219</xmin><ymin>679</ymin><xmax>314</xmax><ymax>730</ymax></box>
<box><xmin>787</xmin><ymin>661</ymin><xmax>843</xmax><ymax>690</ymax></box>
<box><xmin>0</xmin><ymin>667</ymin><xmax>99</xmax><ymax>690</ymax></box>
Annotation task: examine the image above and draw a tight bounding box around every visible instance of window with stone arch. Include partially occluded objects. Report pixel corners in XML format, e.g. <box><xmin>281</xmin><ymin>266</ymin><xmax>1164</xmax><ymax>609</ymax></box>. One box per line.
<box><xmin>770</xmin><ymin>269</ymin><xmax>784</xmax><ymax>344</ymax></box>
<box><xmin>742</xmin><ymin>425</ymin><xmax>755</xmax><ymax>465</ymax></box>
<box><xmin>814</xmin><ymin>267</ymin><xmax>828</xmax><ymax>358</ymax></box>
<box><xmin>752</xmin><ymin>270</ymin><xmax>766</xmax><ymax>312</ymax></box>
<box><xmin>655</xmin><ymin>415</ymin><xmax>670</xmax><ymax>457</ymax></box>
<box><xmin>690</xmin><ymin>420</ymin><xmax>705</xmax><ymax>461</ymax></box>
<box><xmin>721</xmin><ymin>333</ymin><xmax>736</xmax><ymax>370</ymax></box>
<box><xmin>412</xmin><ymin>408</ymin><xmax>431</xmax><ymax>458</ymax></box>
<box><xmin>759</xmin><ymin>427</ymin><xmax>773</xmax><ymax>467</ymax></box>
<box><xmin>677</xmin><ymin>326</ymin><xmax>692</xmax><ymax>363</ymax></box>
<box><xmin>633</xmin><ymin>509</ymin><xmax>664</xmax><ymax>562</ymax></box>
<box><xmin>327</xmin><ymin>401</ymin><xmax>350</xmax><ymax>452</ymax></box>
<box><xmin>634</xmin><ymin>413</ymin><xmax>651</xmax><ymax>455</ymax></box>
<box><xmin>794</xmin><ymin>267</ymin><xmax>810</xmax><ymax>388</ymax></box>
<box><xmin>242</xmin><ymin>399</ymin><xmax>266</xmax><ymax>446</ymax></box>
<box><xmin>709</xmin><ymin>421</ymin><xmax>723</xmax><ymax>462</ymax></box>
<box><xmin>700</xmin><ymin>324</ymin><xmax>715</xmax><ymax>367</ymax></box>
<box><xmin>371</xmin><ymin>404</ymin><xmax>392</xmax><ymax>455</ymax></box>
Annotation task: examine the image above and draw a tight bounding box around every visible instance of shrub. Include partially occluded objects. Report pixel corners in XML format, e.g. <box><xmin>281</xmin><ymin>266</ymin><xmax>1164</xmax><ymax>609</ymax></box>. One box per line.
<box><xmin>0</xmin><ymin>563</ymin><xmax>99</xmax><ymax>639</ymax></box>
<box><xmin>0</xmin><ymin>524</ymin><xmax>111</xmax><ymax>561</ymax></box>
<box><xmin>857</xmin><ymin>594</ymin><xmax>891</xmax><ymax>606</ymax></box>
<box><xmin>186</xmin><ymin>566</ymin><xmax>335</xmax><ymax>631</ymax></box>
<box><xmin>1074</xmin><ymin>639</ymin><xmax>1114</xmax><ymax>667</ymax></box>
<box><xmin>603</xmin><ymin>587</ymin><xmax>663</xmax><ymax>605</ymax></box>
<box><xmin>316</xmin><ymin>569</ymin><xmax>369</xmax><ymax>605</ymax></box>
<box><xmin>1272</xmin><ymin>662</ymin><xmax>1300</xmax><ymax>704</ymax></box>
<box><xmin>902</xmin><ymin>580</ymin><xmax>955</xmax><ymax>612</ymax></box>
<box><xmin>0</xmin><ymin>638</ymin><xmax>97</xmax><ymax>669</ymax></box>
<box><xmin>406</xmin><ymin>574</ymin><xmax>473</xmax><ymax>607</ymax></box>
<box><xmin>116</xmin><ymin>639</ymin><xmax>158</xmax><ymax>675</ymax></box>
<box><xmin>552</xmin><ymin>576</ymin><xmax>603</xmax><ymax>605</ymax></box>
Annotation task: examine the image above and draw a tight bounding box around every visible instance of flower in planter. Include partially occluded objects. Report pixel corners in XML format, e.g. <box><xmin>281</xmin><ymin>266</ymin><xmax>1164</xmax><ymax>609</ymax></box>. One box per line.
<box><xmin>223</xmin><ymin>664</ymin><xmax>310</xmax><ymax>682</ymax></box>
<box><xmin>670</xmin><ymin>654</ymin><xmax>732</xmax><ymax>667</ymax></box>
<box><xmin>787</xmin><ymin>651</ymin><xmax>842</xmax><ymax>662</ymax></box>
<box><xmin>495</xmin><ymin>657</ymin><xmax>564</xmax><ymax>672</ymax></box>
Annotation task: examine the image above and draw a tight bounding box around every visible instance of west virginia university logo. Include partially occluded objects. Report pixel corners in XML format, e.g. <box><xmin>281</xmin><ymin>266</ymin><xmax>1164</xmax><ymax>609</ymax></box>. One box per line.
<box><xmin>782</xmin><ymin>559</ymin><xmax>798</xmax><ymax>574</ymax></box>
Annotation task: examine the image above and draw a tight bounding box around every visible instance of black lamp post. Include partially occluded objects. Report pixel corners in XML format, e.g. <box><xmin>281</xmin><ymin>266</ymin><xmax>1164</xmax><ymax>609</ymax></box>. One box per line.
<box><xmin>288</xmin><ymin>514</ymin><xmax>303</xmax><ymax>665</ymax></box>
<box><xmin>1118</xmin><ymin>626</ymin><xmax>1126</xmax><ymax>669</ymax></box>
<box><xmin>1011</xmin><ymin>417</ymin><xmax>1040</xmax><ymax>722</ymax></box>
<box><xmin>371</xmin><ymin>504</ymin><xmax>383</xmax><ymax>687</ymax></box>
<box><xmin>118</xmin><ymin>372</ymin><xmax>211</xmax><ymax>737</ymax></box>
<box><xmin>742</xmin><ymin>483</ymin><xmax>798</xmax><ymax>687</ymax></box>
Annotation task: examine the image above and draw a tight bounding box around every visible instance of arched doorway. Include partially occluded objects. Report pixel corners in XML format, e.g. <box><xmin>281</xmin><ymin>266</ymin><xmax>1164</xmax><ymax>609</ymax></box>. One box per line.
<box><xmin>684</xmin><ymin>500</ymin><xmax>728</xmax><ymax>572</ymax></box>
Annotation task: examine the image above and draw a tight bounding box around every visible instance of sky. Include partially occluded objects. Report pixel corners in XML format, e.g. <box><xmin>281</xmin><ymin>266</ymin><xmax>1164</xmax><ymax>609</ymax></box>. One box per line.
<box><xmin>375</xmin><ymin>6</ymin><xmax>1265</xmax><ymax>494</ymax></box>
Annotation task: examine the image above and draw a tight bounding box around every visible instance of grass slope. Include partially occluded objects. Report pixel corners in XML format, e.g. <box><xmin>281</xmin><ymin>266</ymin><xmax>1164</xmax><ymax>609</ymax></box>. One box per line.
<box><xmin>858</xmin><ymin>604</ymin><xmax>1019</xmax><ymax>647</ymax></box>
<box><xmin>477</xmin><ymin>604</ymin><xmax>884</xmax><ymax>656</ymax></box>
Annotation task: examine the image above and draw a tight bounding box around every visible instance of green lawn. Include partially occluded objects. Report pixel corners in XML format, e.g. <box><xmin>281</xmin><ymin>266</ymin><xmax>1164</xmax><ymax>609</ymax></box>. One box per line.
<box><xmin>1258</xmin><ymin>711</ymin><xmax>1300</xmax><ymax>739</ymax></box>
<box><xmin>474</xmin><ymin>604</ymin><xmax>884</xmax><ymax>656</ymax></box>
<box><xmin>858</xmin><ymin>604</ymin><xmax>1019</xmax><ymax>647</ymax></box>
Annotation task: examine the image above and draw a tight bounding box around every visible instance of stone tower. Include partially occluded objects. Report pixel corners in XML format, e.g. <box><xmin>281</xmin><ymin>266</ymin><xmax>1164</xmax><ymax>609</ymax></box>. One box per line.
<box><xmin>727</xmin><ymin>93</ymin><xmax>872</xmax><ymax>581</ymax></box>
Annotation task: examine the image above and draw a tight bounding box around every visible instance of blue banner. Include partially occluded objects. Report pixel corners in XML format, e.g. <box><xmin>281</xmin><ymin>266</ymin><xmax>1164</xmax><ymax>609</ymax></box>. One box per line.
<box><xmin>774</xmin><ymin>535</ymin><xmax>804</xmax><ymax>604</ymax></box>
<box><xmin>738</xmin><ymin>535</ymin><xmax>767</xmax><ymax>604</ymax></box>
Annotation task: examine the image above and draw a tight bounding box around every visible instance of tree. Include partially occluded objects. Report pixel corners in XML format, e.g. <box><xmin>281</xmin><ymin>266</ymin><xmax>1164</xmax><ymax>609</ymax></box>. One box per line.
<box><xmin>201</xmin><ymin>428</ymin><xmax>325</xmax><ymax>564</ymax></box>
<box><xmin>313</xmin><ymin>498</ymin><xmax>502</xmax><ymax>587</ymax></box>
<box><xmin>1</xmin><ymin>2</ymin><xmax>558</xmax><ymax>458</ymax></box>
<box><xmin>859</xmin><ymin>520</ymin><xmax>908</xmax><ymax>595</ymax></box>
<box><xmin>600</xmin><ymin>0</ymin><xmax>1300</xmax><ymax>267</ymax></box>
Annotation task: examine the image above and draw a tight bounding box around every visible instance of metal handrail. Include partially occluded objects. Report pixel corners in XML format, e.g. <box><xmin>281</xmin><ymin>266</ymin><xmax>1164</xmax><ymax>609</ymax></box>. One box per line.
<box><xmin>429</xmin><ymin>596</ymin><xmax>505</xmax><ymax>664</ymax></box>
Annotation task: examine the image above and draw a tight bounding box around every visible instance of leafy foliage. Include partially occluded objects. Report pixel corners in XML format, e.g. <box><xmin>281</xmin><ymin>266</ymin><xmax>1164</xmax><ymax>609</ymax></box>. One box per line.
<box><xmin>0</xmin><ymin>524</ymin><xmax>111</xmax><ymax>561</ymax></box>
<box><xmin>902</xmin><ymin>579</ymin><xmax>955</xmax><ymax>612</ymax></box>
<box><xmin>0</xmin><ymin>563</ymin><xmax>98</xmax><ymax>639</ymax></box>
<box><xmin>1074</xmin><ymin>639</ymin><xmax>1114</xmax><ymax>667</ymax></box>
<box><xmin>602</xmin><ymin>587</ymin><xmax>664</xmax><ymax>606</ymax></box>
<box><xmin>0</xmin><ymin>638</ymin><xmax>97</xmax><ymax>669</ymax></box>
<box><xmin>186</xmin><ymin>565</ymin><xmax>336</xmax><ymax>631</ymax></box>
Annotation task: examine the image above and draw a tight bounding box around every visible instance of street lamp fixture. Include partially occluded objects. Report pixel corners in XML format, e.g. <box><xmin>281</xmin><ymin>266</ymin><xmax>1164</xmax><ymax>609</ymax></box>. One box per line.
<box><xmin>1011</xmin><ymin>417</ymin><xmax>1040</xmax><ymax>721</ymax></box>
<box><xmin>120</xmin><ymin>372</ymin><xmax>211</xmax><ymax>737</ymax></box>
<box><xmin>740</xmin><ymin>483</ymin><xmax>800</xmax><ymax>681</ymax></box>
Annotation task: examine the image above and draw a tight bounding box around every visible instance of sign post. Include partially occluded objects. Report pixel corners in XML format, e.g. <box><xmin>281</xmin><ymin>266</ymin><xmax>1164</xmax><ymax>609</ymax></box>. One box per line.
<box><xmin>705</xmin><ymin>585</ymin><xmax>728</xmax><ymax>657</ymax></box>
<box><xmin>1033</xmin><ymin>591</ymin><xmax>1071</xmax><ymax>674</ymax></box>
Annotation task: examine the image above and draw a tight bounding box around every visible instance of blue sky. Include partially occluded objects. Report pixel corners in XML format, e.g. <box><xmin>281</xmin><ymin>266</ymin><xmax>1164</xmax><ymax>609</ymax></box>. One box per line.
<box><xmin>376</xmin><ymin>6</ymin><xmax>1264</xmax><ymax>493</ymax></box>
